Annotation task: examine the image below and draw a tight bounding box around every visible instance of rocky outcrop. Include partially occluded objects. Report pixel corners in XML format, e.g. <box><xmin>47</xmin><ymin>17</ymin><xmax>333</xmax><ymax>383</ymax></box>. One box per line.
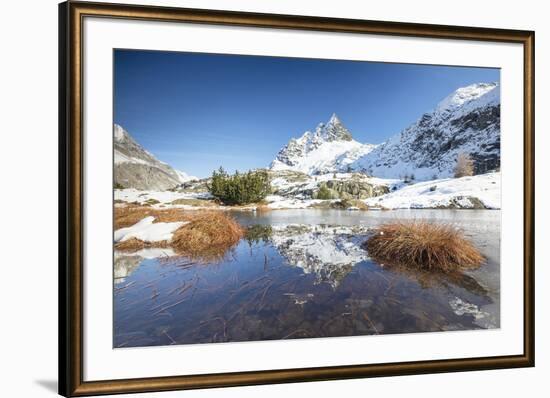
<box><xmin>444</xmin><ymin>196</ymin><xmax>488</xmax><ymax>209</ymax></box>
<box><xmin>114</xmin><ymin>124</ymin><xmax>195</xmax><ymax>190</ymax></box>
<box><xmin>318</xmin><ymin>178</ymin><xmax>390</xmax><ymax>199</ymax></box>
<box><xmin>351</xmin><ymin>82</ymin><xmax>500</xmax><ymax>179</ymax></box>
<box><xmin>270</xmin><ymin>170</ymin><xmax>390</xmax><ymax>200</ymax></box>
<box><xmin>115</xmin><ymin>163</ymin><xmax>181</xmax><ymax>191</ymax></box>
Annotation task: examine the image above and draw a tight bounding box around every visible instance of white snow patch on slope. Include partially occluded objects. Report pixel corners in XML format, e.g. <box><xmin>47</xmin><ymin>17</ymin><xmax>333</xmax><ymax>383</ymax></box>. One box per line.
<box><xmin>364</xmin><ymin>172</ymin><xmax>500</xmax><ymax>209</ymax></box>
<box><xmin>115</xmin><ymin>189</ymin><xmax>212</xmax><ymax>205</ymax></box>
<box><xmin>114</xmin><ymin>124</ymin><xmax>126</xmax><ymax>142</ymax></box>
<box><xmin>265</xmin><ymin>196</ymin><xmax>325</xmax><ymax>209</ymax></box>
<box><xmin>114</xmin><ymin>149</ymin><xmax>153</xmax><ymax>165</ymax></box>
<box><xmin>271</xmin><ymin>140</ymin><xmax>374</xmax><ymax>175</ymax></box>
<box><xmin>114</xmin><ymin>216</ymin><xmax>186</xmax><ymax>243</ymax></box>
<box><xmin>435</xmin><ymin>82</ymin><xmax>498</xmax><ymax>114</ymax></box>
<box><xmin>176</xmin><ymin>169</ymin><xmax>198</xmax><ymax>183</ymax></box>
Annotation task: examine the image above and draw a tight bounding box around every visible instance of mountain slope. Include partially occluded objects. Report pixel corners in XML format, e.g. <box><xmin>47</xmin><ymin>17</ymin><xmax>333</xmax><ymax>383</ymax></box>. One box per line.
<box><xmin>351</xmin><ymin>82</ymin><xmax>500</xmax><ymax>179</ymax></box>
<box><xmin>270</xmin><ymin>114</ymin><xmax>376</xmax><ymax>175</ymax></box>
<box><xmin>114</xmin><ymin>124</ymin><xmax>196</xmax><ymax>190</ymax></box>
<box><xmin>270</xmin><ymin>83</ymin><xmax>500</xmax><ymax>181</ymax></box>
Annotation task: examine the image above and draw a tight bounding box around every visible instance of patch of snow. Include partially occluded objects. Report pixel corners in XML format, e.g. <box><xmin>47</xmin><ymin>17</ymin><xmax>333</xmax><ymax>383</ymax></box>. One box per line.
<box><xmin>272</xmin><ymin>139</ymin><xmax>376</xmax><ymax>175</ymax></box>
<box><xmin>267</xmin><ymin>197</ymin><xmax>324</xmax><ymax>209</ymax></box>
<box><xmin>176</xmin><ymin>169</ymin><xmax>199</xmax><ymax>183</ymax></box>
<box><xmin>364</xmin><ymin>172</ymin><xmax>501</xmax><ymax>209</ymax></box>
<box><xmin>435</xmin><ymin>82</ymin><xmax>498</xmax><ymax>115</ymax></box>
<box><xmin>114</xmin><ymin>124</ymin><xmax>126</xmax><ymax>142</ymax></box>
<box><xmin>115</xmin><ymin>189</ymin><xmax>212</xmax><ymax>205</ymax></box>
<box><xmin>114</xmin><ymin>216</ymin><xmax>186</xmax><ymax>243</ymax></box>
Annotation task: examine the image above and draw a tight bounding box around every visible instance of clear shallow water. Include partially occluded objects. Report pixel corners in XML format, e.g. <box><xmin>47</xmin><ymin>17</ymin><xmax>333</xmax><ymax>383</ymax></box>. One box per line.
<box><xmin>114</xmin><ymin>209</ymin><xmax>500</xmax><ymax>348</ymax></box>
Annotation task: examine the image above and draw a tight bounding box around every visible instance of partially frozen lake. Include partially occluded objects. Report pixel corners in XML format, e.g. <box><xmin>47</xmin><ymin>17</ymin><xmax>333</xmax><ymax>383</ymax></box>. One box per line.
<box><xmin>114</xmin><ymin>209</ymin><xmax>500</xmax><ymax>348</ymax></box>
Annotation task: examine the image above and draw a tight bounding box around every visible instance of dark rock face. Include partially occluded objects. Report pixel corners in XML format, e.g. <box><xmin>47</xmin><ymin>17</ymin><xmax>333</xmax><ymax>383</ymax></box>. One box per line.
<box><xmin>350</xmin><ymin>82</ymin><xmax>501</xmax><ymax>179</ymax></box>
<box><xmin>319</xmin><ymin>114</ymin><xmax>354</xmax><ymax>142</ymax></box>
<box><xmin>114</xmin><ymin>163</ymin><xmax>180</xmax><ymax>191</ymax></box>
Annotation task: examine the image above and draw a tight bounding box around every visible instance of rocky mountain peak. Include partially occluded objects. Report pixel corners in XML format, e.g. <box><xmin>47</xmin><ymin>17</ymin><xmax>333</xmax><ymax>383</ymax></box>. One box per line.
<box><xmin>316</xmin><ymin>113</ymin><xmax>353</xmax><ymax>142</ymax></box>
<box><xmin>114</xmin><ymin>124</ymin><xmax>128</xmax><ymax>143</ymax></box>
<box><xmin>270</xmin><ymin>82</ymin><xmax>500</xmax><ymax>179</ymax></box>
<box><xmin>270</xmin><ymin>114</ymin><xmax>375</xmax><ymax>175</ymax></box>
<box><xmin>435</xmin><ymin>82</ymin><xmax>499</xmax><ymax>115</ymax></box>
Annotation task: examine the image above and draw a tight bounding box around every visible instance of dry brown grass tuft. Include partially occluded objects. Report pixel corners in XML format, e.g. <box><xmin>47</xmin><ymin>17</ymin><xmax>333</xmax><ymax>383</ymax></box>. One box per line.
<box><xmin>114</xmin><ymin>207</ymin><xmax>245</xmax><ymax>261</ymax></box>
<box><xmin>114</xmin><ymin>205</ymin><xmax>194</xmax><ymax>229</ymax></box>
<box><xmin>363</xmin><ymin>221</ymin><xmax>484</xmax><ymax>272</ymax></box>
<box><xmin>171</xmin><ymin>211</ymin><xmax>245</xmax><ymax>262</ymax></box>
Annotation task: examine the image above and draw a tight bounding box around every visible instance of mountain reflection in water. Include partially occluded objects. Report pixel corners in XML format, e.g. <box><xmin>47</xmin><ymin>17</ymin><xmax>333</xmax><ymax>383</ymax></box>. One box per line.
<box><xmin>114</xmin><ymin>209</ymin><xmax>500</xmax><ymax>348</ymax></box>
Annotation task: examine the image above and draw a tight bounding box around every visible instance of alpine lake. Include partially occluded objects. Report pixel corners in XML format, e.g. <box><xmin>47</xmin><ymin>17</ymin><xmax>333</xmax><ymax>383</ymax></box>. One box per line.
<box><xmin>114</xmin><ymin>209</ymin><xmax>500</xmax><ymax>348</ymax></box>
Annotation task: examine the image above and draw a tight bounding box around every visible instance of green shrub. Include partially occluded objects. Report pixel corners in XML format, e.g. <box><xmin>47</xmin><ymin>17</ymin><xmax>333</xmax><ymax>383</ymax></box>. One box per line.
<box><xmin>144</xmin><ymin>198</ymin><xmax>160</xmax><ymax>206</ymax></box>
<box><xmin>314</xmin><ymin>184</ymin><xmax>336</xmax><ymax>200</ymax></box>
<box><xmin>208</xmin><ymin>167</ymin><xmax>271</xmax><ymax>205</ymax></box>
<box><xmin>114</xmin><ymin>182</ymin><xmax>125</xmax><ymax>189</ymax></box>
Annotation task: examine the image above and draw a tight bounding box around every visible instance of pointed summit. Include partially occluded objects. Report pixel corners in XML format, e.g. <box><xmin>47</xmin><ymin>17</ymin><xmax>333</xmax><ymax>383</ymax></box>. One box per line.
<box><xmin>327</xmin><ymin>113</ymin><xmax>341</xmax><ymax>125</ymax></box>
<box><xmin>114</xmin><ymin>123</ymin><xmax>129</xmax><ymax>143</ymax></box>
<box><xmin>318</xmin><ymin>113</ymin><xmax>352</xmax><ymax>142</ymax></box>
<box><xmin>270</xmin><ymin>114</ymin><xmax>376</xmax><ymax>175</ymax></box>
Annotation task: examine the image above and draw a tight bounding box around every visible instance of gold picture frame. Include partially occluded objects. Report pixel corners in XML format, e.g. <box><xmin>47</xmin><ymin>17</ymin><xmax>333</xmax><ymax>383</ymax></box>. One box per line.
<box><xmin>59</xmin><ymin>1</ymin><xmax>535</xmax><ymax>396</ymax></box>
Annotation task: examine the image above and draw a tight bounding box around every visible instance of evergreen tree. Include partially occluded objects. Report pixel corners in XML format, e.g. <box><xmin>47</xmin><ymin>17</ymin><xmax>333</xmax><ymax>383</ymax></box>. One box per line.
<box><xmin>208</xmin><ymin>167</ymin><xmax>271</xmax><ymax>205</ymax></box>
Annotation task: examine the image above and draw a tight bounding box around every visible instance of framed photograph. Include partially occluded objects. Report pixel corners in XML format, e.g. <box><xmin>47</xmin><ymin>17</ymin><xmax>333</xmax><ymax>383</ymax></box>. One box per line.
<box><xmin>59</xmin><ymin>1</ymin><xmax>534</xmax><ymax>396</ymax></box>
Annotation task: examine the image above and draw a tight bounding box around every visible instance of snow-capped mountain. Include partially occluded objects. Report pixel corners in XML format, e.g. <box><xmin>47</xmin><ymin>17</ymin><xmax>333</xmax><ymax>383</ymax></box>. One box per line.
<box><xmin>270</xmin><ymin>83</ymin><xmax>500</xmax><ymax>180</ymax></box>
<box><xmin>114</xmin><ymin>124</ymin><xmax>196</xmax><ymax>190</ymax></box>
<box><xmin>270</xmin><ymin>113</ymin><xmax>376</xmax><ymax>175</ymax></box>
<box><xmin>351</xmin><ymin>82</ymin><xmax>501</xmax><ymax>179</ymax></box>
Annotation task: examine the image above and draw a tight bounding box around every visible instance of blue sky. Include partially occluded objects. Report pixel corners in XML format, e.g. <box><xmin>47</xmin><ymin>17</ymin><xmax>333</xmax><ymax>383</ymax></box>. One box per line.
<box><xmin>114</xmin><ymin>49</ymin><xmax>499</xmax><ymax>178</ymax></box>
